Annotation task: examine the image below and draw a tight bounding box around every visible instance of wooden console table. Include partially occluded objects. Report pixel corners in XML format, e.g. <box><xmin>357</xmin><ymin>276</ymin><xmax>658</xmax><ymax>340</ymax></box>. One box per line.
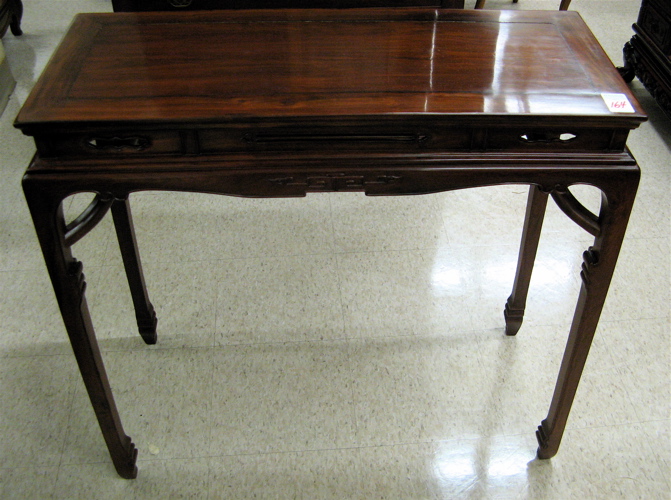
<box><xmin>16</xmin><ymin>9</ymin><xmax>645</xmax><ymax>479</ymax></box>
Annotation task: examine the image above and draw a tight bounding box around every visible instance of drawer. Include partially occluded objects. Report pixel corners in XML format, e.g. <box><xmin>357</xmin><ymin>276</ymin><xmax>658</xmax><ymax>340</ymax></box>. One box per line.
<box><xmin>198</xmin><ymin>125</ymin><xmax>473</xmax><ymax>154</ymax></box>
<box><xmin>485</xmin><ymin>128</ymin><xmax>621</xmax><ymax>152</ymax></box>
<box><xmin>36</xmin><ymin>130</ymin><xmax>182</xmax><ymax>158</ymax></box>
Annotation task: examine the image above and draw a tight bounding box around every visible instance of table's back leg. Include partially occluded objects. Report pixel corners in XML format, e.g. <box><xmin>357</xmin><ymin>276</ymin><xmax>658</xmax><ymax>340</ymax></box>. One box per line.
<box><xmin>504</xmin><ymin>185</ymin><xmax>549</xmax><ymax>335</ymax></box>
<box><xmin>110</xmin><ymin>197</ymin><xmax>157</xmax><ymax>345</ymax></box>
<box><xmin>536</xmin><ymin>173</ymin><xmax>638</xmax><ymax>459</ymax></box>
<box><xmin>22</xmin><ymin>180</ymin><xmax>138</xmax><ymax>479</ymax></box>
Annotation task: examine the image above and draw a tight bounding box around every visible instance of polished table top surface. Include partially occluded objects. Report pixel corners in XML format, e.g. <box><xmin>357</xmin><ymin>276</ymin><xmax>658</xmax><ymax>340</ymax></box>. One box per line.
<box><xmin>16</xmin><ymin>9</ymin><xmax>645</xmax><ymax>131</ymax></box>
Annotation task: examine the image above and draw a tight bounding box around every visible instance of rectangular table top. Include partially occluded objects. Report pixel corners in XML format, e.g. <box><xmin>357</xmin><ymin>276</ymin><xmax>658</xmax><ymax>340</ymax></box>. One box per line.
<box><xmin>15</xmin><ymin>8</ymin><xmax>645</xmax><ymax>134</ymax></box>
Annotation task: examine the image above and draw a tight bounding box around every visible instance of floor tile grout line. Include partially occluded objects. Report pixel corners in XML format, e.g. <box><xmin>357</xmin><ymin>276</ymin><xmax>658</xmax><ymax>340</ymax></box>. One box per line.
<box><xmin>51</xmin><ymin>360</ymin><xmax>82</xmax><ymax>494</ymax></box>
<box><xmin>327</xmin><ymin>193</ymin><xmax>363</xmax><ymax>447</ymax></box>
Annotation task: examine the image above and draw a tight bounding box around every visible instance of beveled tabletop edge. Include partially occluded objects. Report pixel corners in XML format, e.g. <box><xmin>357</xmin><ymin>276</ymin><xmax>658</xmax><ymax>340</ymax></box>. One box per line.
<box><xmin>15</xmin><ymin>8</ymin><xmax>647</xmax><ymax>132</ymax></box>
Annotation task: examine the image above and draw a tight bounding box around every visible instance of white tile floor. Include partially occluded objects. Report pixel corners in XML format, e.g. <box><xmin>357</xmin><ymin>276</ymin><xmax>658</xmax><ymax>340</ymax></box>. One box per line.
<box><xmin>0</xmin><ymin>0</ymin><xmax>669</xmax><ymax>498</ymax></box>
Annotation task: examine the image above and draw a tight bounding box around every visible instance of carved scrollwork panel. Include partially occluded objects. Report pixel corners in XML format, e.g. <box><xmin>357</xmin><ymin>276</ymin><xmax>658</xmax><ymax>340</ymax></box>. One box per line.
<box><xmin>267</xmin><ymin>173</ymin><xmax>402</xmax><ymax>192</ymax></box>
<box><xmin>64</xmin><ymin>193</ymin><xmax>115</xmax><ymax>247</ymax></box>
<box><xmin>167</xmin><ymin>0</ymin><xmax>193</xmax><ymax>7</ymax></box>
<box><xmin>86</xmin><ymin>136</ymin><xmax>151</xmax><ymax>152</ymax></box>
<box><xmin>519</xmin><ymin>132</ymin><xmax>577</xmax><ymax>144</ymax></box>
<box><xmin>580</xmin><ymin>247</ymin><xmax>600</xmax><ymax>286</ymax></box>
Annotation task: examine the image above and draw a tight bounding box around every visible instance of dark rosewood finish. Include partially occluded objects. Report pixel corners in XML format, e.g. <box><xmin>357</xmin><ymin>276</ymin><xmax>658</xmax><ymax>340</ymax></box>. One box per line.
<box><xmin>16</xmin><ymin>9</ymin><xmax>645</xmax><ymax>479</ymax></box>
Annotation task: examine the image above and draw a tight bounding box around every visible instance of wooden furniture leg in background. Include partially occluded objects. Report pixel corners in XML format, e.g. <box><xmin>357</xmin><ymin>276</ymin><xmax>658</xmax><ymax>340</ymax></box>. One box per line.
<box><xmin>0</xmin><ymin>0</ymin><xmax>23</xmax><ymax>37</ymax></box>
<box><xmin>111</xmin><ymin>197</ymin><xmax>157</xmax><ymax>345</ymax></box>
<box><xmin>536</xmin><ymin>171</ymin><xmax>639</xmax><ymax>458</ymax></box>
<box><xmin>22</xmin><ymin>179</ymin><xmax>138</xmax><ymax>479</ymax></box>
<box><xmin>504</xmin><ymin>185</ymin><xmax>549</xmax><ymax>336</ymax></box>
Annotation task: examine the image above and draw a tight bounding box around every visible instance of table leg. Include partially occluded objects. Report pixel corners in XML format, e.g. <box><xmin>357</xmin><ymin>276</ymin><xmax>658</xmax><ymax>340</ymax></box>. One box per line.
<box><xmin>111</xmin><ymin>197</ymin><xmax>157</xmax><ymax>345</ymax></box>
<box><xmin>504</xmin><ymin>185</ymin><xmax>548</xmax><ymax>336</ymax></box>
<box><xmin>22</xmin><ymin>182</ymin><xmax>138</xmax><ymax>479</ymax></box>
<box><xmin>536</xmin><ymin>175</ymin><xmax>638</xmax><ymax>458</ymax></box>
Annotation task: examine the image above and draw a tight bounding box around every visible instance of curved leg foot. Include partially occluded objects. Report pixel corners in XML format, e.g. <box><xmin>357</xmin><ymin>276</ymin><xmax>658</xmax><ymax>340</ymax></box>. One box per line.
<box><xmin>503</xmin><ymin>299</ymin><xmax>524</xmax><ymax>336</ymax></box>
<box><xmin>618</xmin><ymin>66</ymin><xmax>636</xmax><ymax>83</ymax></box>
<box><xmin>114</xmin><ymin>438</ymin><xmax>139</xmax><ymax>479</ymax></box>
<box><xmin>619</xmin><ymin>41</ymin><xmax>637</xmax><ymax>83</ymax></box>
<box><xmin>9</xmin><ymin>0</ymin><xmax>23</xmax><ymax>36</ymax></box>
<box><xmin>9</xmin><ymin>18</ymin><xmax>22</xmax><ymax>36</ymax></box>
<box><xmin>137</xmin><ymin>306</ymin><xmax>158</xmax><ymax>345</ymax></box>
<box><xmin>535</xmin><ymin>419</ymin><xmax>556</xmax><ymax>459</ymax></box>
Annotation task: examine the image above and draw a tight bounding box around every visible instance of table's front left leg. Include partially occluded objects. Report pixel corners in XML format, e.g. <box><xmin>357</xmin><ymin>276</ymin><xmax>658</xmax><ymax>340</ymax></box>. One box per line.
<box><xmin>22</xmin><ymin>180</ymin><xmax>138</xmax><ymax>479</ymax></box>
<box><xmin>111</xmin><ymin>197</ymin><xmax>157</xmax><ymax>345</ymax></box>
<box><xmin>536</xmin><ymin>172</ymin><xmax>639</xmax><ymax>459</ymax></box>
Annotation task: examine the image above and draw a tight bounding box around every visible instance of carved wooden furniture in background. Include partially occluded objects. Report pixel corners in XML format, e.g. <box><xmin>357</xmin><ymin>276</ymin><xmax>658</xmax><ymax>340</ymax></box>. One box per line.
<box><xmin>622</xmin><ymin>0</ymin><xmax>671</xmax><ymax>116</ymax></box>
<box><xmin>16</xmin><ymin>9</ymin><xmax>645</xmax><ymax>479</ymax></box>
<box><xmin>112</xmin><ymin>0</ymin><xmax>464</xmax><ymax>10</ymax></box>
<box><xmin>474</xmin><ymin>0</ymin><xmax>570</xmax><ymax>10</ymax></box>
<box><xmin>0</xmin><ymin>0</ymin><xmax>22</xmax><ymax>37</ymax></box>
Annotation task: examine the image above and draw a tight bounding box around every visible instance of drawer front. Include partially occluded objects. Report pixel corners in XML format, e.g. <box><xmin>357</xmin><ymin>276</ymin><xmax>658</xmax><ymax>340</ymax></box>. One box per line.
<box><xmin>37</xmin><ymin>131</ymin><xmax>182</xmax><ymax>158</ymax></box>
<box><xmin>34</xmin><ymin>125</ymin><xmax>627</xmax><ymax>160</ymax></box>
<box><xmin>198</xmin><ymin>125</ymin><xmax>473</xmax><ymax>154</ymax></box>
<box><xmin>485</xmin><ymin>128</ymin><xmax>621</xmax><ymax>152</ymax></box>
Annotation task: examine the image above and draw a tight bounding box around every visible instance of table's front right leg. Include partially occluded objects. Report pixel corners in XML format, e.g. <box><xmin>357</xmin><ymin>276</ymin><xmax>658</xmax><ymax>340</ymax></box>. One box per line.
<box><xmin>22</xmin><ymin>180</ymin><xmax>138</xmax><ymax>479</ymax></box>
<box><xmin>536</xmin><ymin>170</ymin><xmax>639</xmax><ymax>459</ymax></box>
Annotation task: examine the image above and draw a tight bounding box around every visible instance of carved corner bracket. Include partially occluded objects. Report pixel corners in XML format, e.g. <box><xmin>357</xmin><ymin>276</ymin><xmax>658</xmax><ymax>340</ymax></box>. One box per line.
<box><xmin>549</xmin><ymin>187</ymin><xmax>600</xmax><ymax>237</ymax></box>
<box><xmin>64</xmin><ymin>193</ymin><xmax>115</xmax><ymax>247</ymax></box>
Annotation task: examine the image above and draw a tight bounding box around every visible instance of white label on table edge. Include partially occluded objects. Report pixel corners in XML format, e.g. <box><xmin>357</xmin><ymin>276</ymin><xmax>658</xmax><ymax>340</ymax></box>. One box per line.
<box><xmin>601</xmin><ymin>93</ymin><xmax>635</xmax><ymax>113</ymax></box>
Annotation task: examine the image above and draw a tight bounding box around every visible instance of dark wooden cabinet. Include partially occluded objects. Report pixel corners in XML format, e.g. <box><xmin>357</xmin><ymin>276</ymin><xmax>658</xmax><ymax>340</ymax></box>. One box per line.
<box><xmin>0</xmin><ymin>0</ymin><xmax>22</xmax><ymax>37</ymax></box>
<box><xmin>623</xmin><ymin>0</ymin><xmax>671</xmax><ymax>115</ymax></box>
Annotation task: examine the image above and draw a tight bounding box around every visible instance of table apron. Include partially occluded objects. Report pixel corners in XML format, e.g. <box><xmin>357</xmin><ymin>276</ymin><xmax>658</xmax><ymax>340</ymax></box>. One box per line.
<box><xmin>23</xmin><ymin>156</ymin><xmax>641</xmax><ymax>201</ymax></box>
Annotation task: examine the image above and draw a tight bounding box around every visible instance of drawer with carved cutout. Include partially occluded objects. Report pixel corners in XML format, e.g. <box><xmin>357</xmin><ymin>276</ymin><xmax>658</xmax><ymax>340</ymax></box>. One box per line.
<box><xmin>34</xmin><ymin>130</ymin><xmax>182</xmax><ymax>158</ymax></box>
<box><xmin>485</xmin><ymin>128</ymin><xmax>627</xmax><ymax>152</ymax></box>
